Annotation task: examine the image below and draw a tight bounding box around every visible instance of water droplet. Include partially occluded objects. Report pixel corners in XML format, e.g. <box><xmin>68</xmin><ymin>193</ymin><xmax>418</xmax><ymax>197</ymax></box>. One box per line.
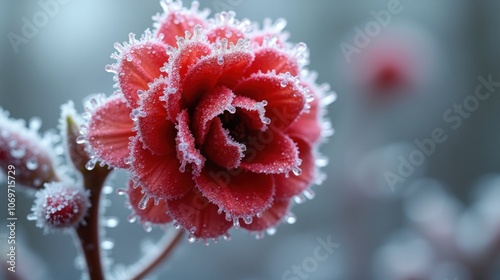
<box><xmin>116</xmin><ymin>188</ymin><xmax>127</xmax><ymax>195</ymax></box>
<box><xmin>294</xmin><ymin>194</ymin><xmax>307</xmax><ymax>204</ymax></box>
<box><xmin>10</xmin><ymin>148</ymin><xmax>26</xmax><ymax>158</ymax></box>
<box><xmin>27</xmin><ymin>213</ymin><xmax>37</xmax><ymax>221</ymax></box>
<box><xmin>102</xmin><ymin>185</ymin><xmax>113</xmax><ymax>194</ymax></box>
<box><xmin>188</xmin><ymin>233</ymin><xmax>197</xmax><ymax>243</ymax></box>
<box><xmin>285</xmin><ymin>212</ymin><xmax>297</xmax><ymax>224</ymax></box>
<box><xmin>85</xmin><ymin>160</ymin><xmax>96</xmax><ymax>170</ymax></box>
<box><xmin>138</xmin><ymin>194</ymin><xmax>150</xmax><ymax>210</ymax></box>
<box><xmin>101</xmin><ymin>239</ymin><xmax>114</xmax><ymax>250</ymax></box>
<box><xmin>104</xmin><ymin>217</ymin><xmax>119</xmax><ymax>228</ymax></box>
<box><xmin>26</xmin><ymin>157</ymin><xmax>38</xmax><ymax>170</ymax></box>
<box><xmin>292</xmin><ymin>166</ymin><xmax>302</xmax><ymax>176</ymax></box>
<box><xmin>217</xmin><ymin>55</ymin><xmax>224</xmax><ymax>65</ymax></box>
<box><xmin>128</xmin><ymin>214</ymin><xmax>138</xmax><ymax>223</ymax></box>
<box><xmin>256</xmin><ymin>212</ymin><xmax>263</xmax><ymax>218</ymax></box>
<box><xmin>321</xmin><ymin>91</ymin><xmax>337</xmax><ymax>106</ymax></box>
<box><xmin>266</xmin><ymin>227</ymin><xmax>277</xmax><ymax>236</ymax></box>
<box><xmin>143</xmin><ymin>222</ymin><xmax>153</xmax><ymax>232</ymax></box>
<box><xmin>302</xmin><ymin>189</ymin><xmax>315</xmax><ymax>200</ymax></box>
<box><xmin>255</xmin><ymin>232</ymin><xmax>264</xmax><ymax>240</ymax></box>
<box><xmin>226</xmin><ymin>104</ymin><xmax>236</xmax><ymax>114</ymax></box>
<box><xmin>280</xmin><ymin>79</ymin><xmax>288</xmax><ymax>88</ymax></box>
<box><xmin>173</xmin><ymin>222</ymin><xmax>181</xmax><ymax>229</ymax></box>
<box><xmin>233</xmin><ymin>218</ymin><xmax>240</xmax><ymax>229</ymax></box>
<box><xmin>315</xmin><ymin>155</ymin><xmax>329</xmax><ymax>167</ymax></box>
<box><xmin>223</xmin><ymin>233</ymin><xmax>231</xmax><ymax>241</ymax></box>
<box><xmin>243</xmin><ymin>216</ymin><xmax>253</xmax><ymax>224</ymax></box>
<box><xmin>178</xmin><ymin>143</ymin><xmax>188</xmax><ymax>151</ymax></box>
<box><xmin>29</xmin><ymin>117</ymin><xmax>42</xmax><ymax>132</ymax></box>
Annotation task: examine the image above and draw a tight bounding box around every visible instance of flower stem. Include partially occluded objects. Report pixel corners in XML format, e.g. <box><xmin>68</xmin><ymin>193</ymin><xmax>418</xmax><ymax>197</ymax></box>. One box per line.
<box><xmin>75</xmin><ymin>166</ymin><xmax>110</xmax><ymax>280</ymax></box>
<box><xmin>129</xmin><ymin>230</ymin><xmax>185</xmax><ymax>280</ymax></box>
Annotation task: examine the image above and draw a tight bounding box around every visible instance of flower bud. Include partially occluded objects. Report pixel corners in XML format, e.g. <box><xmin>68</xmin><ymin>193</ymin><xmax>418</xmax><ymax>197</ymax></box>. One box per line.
<box><xmin>29</xmin><ymin>181</ymin><xmax>90</xmax><ymax>233</ymax></box>
<box><xmin>0</xmin><ymin>108</ymin><xmax>58</xmax><ymax>189</ymax></box>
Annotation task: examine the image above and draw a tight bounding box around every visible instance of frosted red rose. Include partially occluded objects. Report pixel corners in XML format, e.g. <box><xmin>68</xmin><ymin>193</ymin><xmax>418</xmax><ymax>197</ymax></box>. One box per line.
<box><xmin>83</xmin><ymin>0</ymin><xmax>334</xmax><ymax>240</ymax></box>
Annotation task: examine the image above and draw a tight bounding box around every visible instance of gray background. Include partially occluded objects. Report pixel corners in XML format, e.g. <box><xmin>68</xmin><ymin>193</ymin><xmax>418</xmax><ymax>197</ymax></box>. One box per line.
<box><xmin>1</xmin><ymin>0</ymin><xmax>500</xmax><ymax>279</ymax></box>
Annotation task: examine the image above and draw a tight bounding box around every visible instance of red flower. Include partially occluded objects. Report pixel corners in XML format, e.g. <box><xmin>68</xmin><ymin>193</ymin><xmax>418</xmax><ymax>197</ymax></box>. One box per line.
<box><xmin>83</xmin><ymin>0</ymin><xmax>334</xmax><ymax>241</ymax></box>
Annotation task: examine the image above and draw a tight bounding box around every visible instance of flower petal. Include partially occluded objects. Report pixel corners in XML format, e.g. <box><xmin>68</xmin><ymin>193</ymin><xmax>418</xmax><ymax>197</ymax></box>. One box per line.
<box><xmin>232</xmin><ymin>95</ymin><xmax>269</xmax><ymax>131</ymax></box>
<box><xmin>131</xmin><ymin>138</ymin><xmax>193</xmax><ymax>199</ymax></box>
<box><xmin>206</xmin><ymin>11</ymin><xmax>247</xmax><ymax>44</ymax></box>
<box><xmin>202</xmin><ymin>117</ymin><xmax>245</xmax><ymax>170</ymax></box>
<box><xmin>240</xmin><ymin>130</ymin><xmax>300</xmax><ymax>174</ymax></box>
<box><xmin>181</xmin><ymin>46</ymin><xmax>254</xmax><ymax>107</ymax></box>
<box><xmin>175</xmin><ymin>110</ymin><xmax>205</xmax><ymax>175</ymax></box>
<box><xmin>233</xmin><ymin>72</ymin><xmax>306</xmax><ymax>131</ymax></box>
<box><xmin>87</xmin><ymin>96</ymin><xmax>134</xmax><ymax>168</ymax></box>
<box><xmin>192</xmin><ymin>86</ymin><xmax>235</xmax><ymax>145</ymax></box>
<box><xmin>113</xmin><ymin>38</ymin><xmax>169</xmax><ymax>108</ymax></box>
<box><xmin>165</xmin><ymin>40</ymin><xmax>212</xmax><ymax>120</ymax></box>
<box><xmin>274</xmin><ymin>137</ymin><xmax>315</xmax><ymax>200</ymax></box>
<box><xmin>195</xmin><ymin>164</ymin><xmax>275</xmax><ymax>217</ymax></box>
<box><xmin>167</xmin><ymin>188</ymin><xmax>232</xmax><ymax>239</ymax></box>
<box><xmin>153</xmin><ymin>1</ymin><xmax>208</xmax><ymax>47</ymax></box>
<box><xmin>244</xmin><ymin>47</ymin><xmax>299</xmax><ymax>77</ymax></box>
<box><xmin>285</xmin><ymin>87</ymin><xmax>321</xmax><ymax>143</ymax></box>
<box><xmin>136</xmin><ymin>80</ymin><xmax>177</xmax><ymax>155</ymax></box>
<box><xmin>240</xmin><ymin>200</ymin><xmax>289</xmax><ymax>232</ymax></box>
<box><xmin>128</xmin><ymin>180</ymin><xmax>172</xmax><ymax>225</ymax></box>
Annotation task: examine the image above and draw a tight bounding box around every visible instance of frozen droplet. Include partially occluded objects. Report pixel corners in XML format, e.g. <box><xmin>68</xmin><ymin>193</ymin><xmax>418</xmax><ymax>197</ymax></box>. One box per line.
<box><xmin>243</xmin><ymin>216</ymin><xmax>253</xmax><ymax>225</ymax></box>
<box><xmin>280</xmin><ymin>79</ymin><xmax>288</xmax><ymax>88</ymax></box>
<box><xmin>143</xmin><ymin>222</ymin><xmax>153</xmax><ymax>232</ymax></box>
<box><xmin>102</xmin><ymin>185</ymin><xmax>113</xmax><ymax>194</ymax></box>
<box><xmin>10</xmin><ymin>148</ymin><xmax>26</xmax><ymax>158</ymax></box>
<box><xmin>178</xmin><ymin>143</ymin><xmax>188</xmax><ymax>151</ymax></box>
<box><xmin>187</xmin><ymin>233</ymin><xmax>197</xmax><ymax>243</ymax></box>
<box><xmin>217</xmin><ymin>55</ymin><xmax>224</xmax><ymax>65</ymax></box>
<box><xmin>262</xmin><ymin>117</ymin><xmax>271</xmax><ymax>125</ymax></box>
<box><xmin>225</xmin><ymin>212</ymin><xmax>232</xmax><ymax>222</ymax></box>
<box><xmin>26</xmin><ymin>158</ymin><xmax>38</xmax><ymax>170</ymax></box>
<box><xmin>128</xmin><ymin>214</ymin><xmax>138</xmax><ymax>223</ymax></box>
<box><xmin>104</xmin><ymin>217</ymin><xmax>119</xmax><ymax>228</ymax></box>
<box><xmin>256</xmin><ymin>212</ymin><xmax>263</xmax><ymax>218</ymax></box>
<box><xmin>27</xmin><ymin>213</ymin><xmax>37</xmax><ymax>221</ymax></box>
<box><xmin>233</xmin><ymin>218</ymin><xmax>240</xmax><ymax>229</ymax></box>
<box><xmin>85</xmin><ymin>160</ymin><xmax>96</xmax><ymax>171</ymax></box>
<box><xmin>225</xmin><ymin>104</ymin><xmax>236</xmax><ymax>114</ymax></box>
<box><xmin>321</xmin><ymin>91</ymin><xmax>337</xmax><ymax>106</ymax></box>
<box><xmin>255</xmin><ymin>232</ymin><xmax>264</xmax><ymax>240</ymax></box>
<box><xmin>302</xmin><ymin>189</ymin><xmax>315</xmax><ymax>200</ymax></box>
<box><xmin>223</xmin><ymin>233</ymin><xmax>231</xmax><ymax>241</ymax></box>
<box><xmin>294</xmin><ymin>194</ymin><xmax>307</xmax><ymax>204</ymax></box>
<box><xmin>138</xmin><ymin>194</ymin><xmax>150</xmax><ymax>210</ymax></box>
<box><xmin>173</xmin><ymin>222</ymin><xmax>181</xmax><ymax>230</ymax></box>
<box><xmin>116</xmin><ymin>188</ymin><xmax>127</xmax><ymax>195</ymax></box>
<box><xmin>101</xmin><ymin>239</ymin><xmax>114</xmax><ymax>250</ymax></box>
<box><xmin>266</xmin><ymin>227</ymin><xmax>277</xmax><ymax>236</ymax></box>
<box><xmin>285</xmin><ymin>212</ymin><xmax>297</xmax><ymax>224</ymax></box>
<box><xmin>29</xmin><ymin>117</ymin><xmax>42</xmax><ymax>132</ymax></box>
<box><xmin>315</xmin><ymin>155</ymin><xmax>329</xmax><ymax>167</ymax></box>
<box><xmin>292</xmin><ymin>166</ymin><xmax>302</xmax><ymax>176</ymax></box>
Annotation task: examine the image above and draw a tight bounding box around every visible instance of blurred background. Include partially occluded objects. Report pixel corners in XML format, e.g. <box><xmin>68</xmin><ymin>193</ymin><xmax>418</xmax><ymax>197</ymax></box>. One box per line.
<box><xmin>1</xmin><ymin>0</ymin><xmax>500</xmax><ymax>279</ymax></box>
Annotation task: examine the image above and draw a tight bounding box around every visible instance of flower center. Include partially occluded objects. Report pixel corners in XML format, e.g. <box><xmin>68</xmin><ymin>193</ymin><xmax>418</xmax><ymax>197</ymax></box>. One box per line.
<box><xmin>220</xmin><ymin>111</ymin><xmax>247</xmax><ymax>143</ymax></box>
